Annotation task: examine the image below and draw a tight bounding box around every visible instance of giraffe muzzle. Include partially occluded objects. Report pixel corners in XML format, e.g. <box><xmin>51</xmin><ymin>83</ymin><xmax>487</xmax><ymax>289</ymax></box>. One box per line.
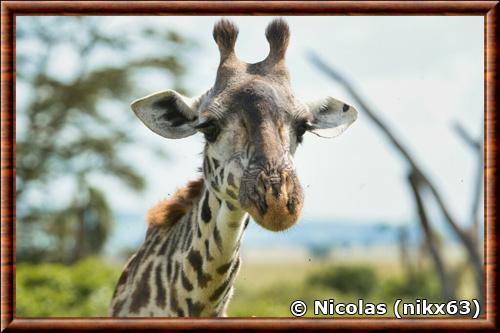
<box><xmin>239</xmin><ymin>168</ymin><xmax>304</xmax><ymax>232</ymax></box>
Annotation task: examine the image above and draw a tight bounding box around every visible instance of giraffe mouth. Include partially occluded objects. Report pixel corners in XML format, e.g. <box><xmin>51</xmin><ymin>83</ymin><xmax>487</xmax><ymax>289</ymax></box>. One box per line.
<box><xmin>238</xmin><ymin>170</ymin><xmax>304</xmax><ymax>232</ymax></box>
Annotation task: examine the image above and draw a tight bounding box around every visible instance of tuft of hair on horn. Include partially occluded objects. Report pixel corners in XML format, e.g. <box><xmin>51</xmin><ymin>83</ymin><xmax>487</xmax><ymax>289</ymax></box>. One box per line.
<box><xmin>213</xmin><ymin>19</ymin><xmax>239</xmax><ymax>60</ymax></box>
<box><xmin>265</xmin><ymin>18</ymin><xmax>290</xmax><ymax>61</ymax></box>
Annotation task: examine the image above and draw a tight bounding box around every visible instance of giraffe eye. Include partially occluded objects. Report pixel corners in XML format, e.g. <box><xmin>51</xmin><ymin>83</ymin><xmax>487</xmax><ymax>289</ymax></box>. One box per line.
<box><xmin>295</xmin><ymin>121</ymin><xmax>311</xmax><ymax>143</ymax></box>
<box><xmin>194</xmin><ymin>121</ymin><xmax>220</xmax><ymax>142</ymax></box>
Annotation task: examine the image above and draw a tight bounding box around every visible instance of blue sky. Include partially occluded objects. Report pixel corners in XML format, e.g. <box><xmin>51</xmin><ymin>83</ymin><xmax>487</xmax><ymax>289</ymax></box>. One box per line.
<box><xmin>17</xmin><ymin>16</ymin><xmax>484</xmax><ymax>228</ymax></box>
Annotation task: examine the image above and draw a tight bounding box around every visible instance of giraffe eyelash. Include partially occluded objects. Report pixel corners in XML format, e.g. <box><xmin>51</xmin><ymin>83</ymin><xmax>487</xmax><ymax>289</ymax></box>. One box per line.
<box><xmin>194</xmin><ymin>120</ymin><xmax>216</xmax><ymax>130</ymax></box>
<box><xmin>194</xmin><ymin>121</ymin><xmax>221</xmax><ymax>142</ymax></box>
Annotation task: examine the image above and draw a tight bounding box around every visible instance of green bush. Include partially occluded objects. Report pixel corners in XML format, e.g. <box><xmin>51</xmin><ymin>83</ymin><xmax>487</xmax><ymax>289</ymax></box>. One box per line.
<box><xmin>16</xmin><ymin>259</ymin><xmax>446</xmax><ymax>317</ymax></box>
<box><xmin>16</xmin><ymin>257</ymin><xmax>121</xmax><ymax>317</ymax></box>
<box><xmin>377</xmin><ymin>269</ymin><xmax>442</xmax><ymax>302</ymax></box>
<box><xmin>307</xmin><ymin>265</ymin><xmax>377</xmax><ymax>297</ymax></box>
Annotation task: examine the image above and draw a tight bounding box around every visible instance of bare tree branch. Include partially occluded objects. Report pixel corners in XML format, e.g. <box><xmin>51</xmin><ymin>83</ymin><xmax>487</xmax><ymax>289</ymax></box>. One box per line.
<box><xmin>408</xmin><ymin>171</ymin><xmax>455</xmax><ymax>300</ymax></box>
<box><xmin>453</xmin><ymin>121</ymin><xmax>484</xmax><ymax>242</ymax></box>
<box><xmin>453</xmin><ymin>122</ymin><xmax>481</xmax><ymax>151</ymax></box>
<box><xmin>309</xmin><ymin>52</ymin><xmax>484</xmax><ymax>305</ymax></box>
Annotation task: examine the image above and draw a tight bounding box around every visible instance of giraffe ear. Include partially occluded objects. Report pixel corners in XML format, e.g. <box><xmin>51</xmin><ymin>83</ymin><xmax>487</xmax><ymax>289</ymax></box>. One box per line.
<box><xmin>306</xmin><ymin>96</ymin><xmax>358</xmax><ymax>138</ymax></box>
<box><xmin>131</xmin><ymin>90</ymin><xmax>201</xmax><ymax>139</ymax></box>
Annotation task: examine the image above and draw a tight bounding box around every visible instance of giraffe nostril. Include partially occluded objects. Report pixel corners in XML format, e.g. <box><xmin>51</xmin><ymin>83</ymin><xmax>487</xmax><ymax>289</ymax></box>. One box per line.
<box><xmin>257</xmin><ymin>174</ymin><xmax>267</xmax><ymax>193</ymax></box>
<box><xmin>271</xmin><ymin>182</ymin><xmax>281</xmax><ymax>198</ymax></box>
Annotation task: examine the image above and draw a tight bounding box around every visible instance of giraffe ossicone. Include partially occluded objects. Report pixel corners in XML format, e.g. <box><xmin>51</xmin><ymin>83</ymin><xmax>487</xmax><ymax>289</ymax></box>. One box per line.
<box><xmin>110</xmin><ymin>18</ymin><xmax>357</xmax><ymax>317</ymax></box>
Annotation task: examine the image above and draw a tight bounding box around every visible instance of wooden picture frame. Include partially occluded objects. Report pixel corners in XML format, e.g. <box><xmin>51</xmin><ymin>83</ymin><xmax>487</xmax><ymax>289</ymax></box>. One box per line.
<box><xmin>1</xmin><ymin>1</ymin><xmax>497</xmax><ymax>331</ymax></box>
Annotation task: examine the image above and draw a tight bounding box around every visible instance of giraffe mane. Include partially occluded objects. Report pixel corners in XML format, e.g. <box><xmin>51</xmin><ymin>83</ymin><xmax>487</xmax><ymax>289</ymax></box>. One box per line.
<box><xmin>147</xmin><ymin>178</ymin><xmax>205</xmax><ymax>227</ymax></box>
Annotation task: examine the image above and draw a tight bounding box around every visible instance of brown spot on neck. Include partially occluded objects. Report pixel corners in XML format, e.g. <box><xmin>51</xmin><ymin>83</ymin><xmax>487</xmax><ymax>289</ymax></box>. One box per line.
<box><xmin>147</xmin><ymin>178</ymin><xmax>204</xmax><ymax>227</ymax></box>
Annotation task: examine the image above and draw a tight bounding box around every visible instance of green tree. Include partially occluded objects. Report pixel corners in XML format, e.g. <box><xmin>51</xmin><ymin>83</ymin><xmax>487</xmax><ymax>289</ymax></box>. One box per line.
<box><xmin>16</xmin><ymin>17</ymin><xmax>193</xmax><ymax>263</ymax></box>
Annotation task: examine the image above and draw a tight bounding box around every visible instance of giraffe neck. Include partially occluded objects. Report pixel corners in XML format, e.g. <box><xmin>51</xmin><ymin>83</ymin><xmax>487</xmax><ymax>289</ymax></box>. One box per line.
<box><xmin>172</xmin><ymin>181</ymin><xmax>249</xmax><ymax>316</ymax></box>
<box><xmin>110</xmin><ymin>160</ymin><xmax>250</xmax><ymax>317</ymax></box>
<box><xmin>169</xmin><ymin>180</ymin><xmax>250</xmax><ymax>316</ymax></box>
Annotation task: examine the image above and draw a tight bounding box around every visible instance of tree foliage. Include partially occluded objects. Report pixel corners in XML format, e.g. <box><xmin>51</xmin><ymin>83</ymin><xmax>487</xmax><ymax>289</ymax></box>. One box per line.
<box><xmin>16</xmin><ymin>258</ymin><xmax>120</xmax><ymax>316</ymax></box>
<box><xmin>16</xmin><ymin>17</ymin><xmax>194</xmax><ymax>263</ymax></box>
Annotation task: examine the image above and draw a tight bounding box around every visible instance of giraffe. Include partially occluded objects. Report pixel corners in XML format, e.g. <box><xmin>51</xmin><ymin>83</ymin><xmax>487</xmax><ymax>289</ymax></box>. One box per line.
<box><xmin>110</xmin><ymin>18</ymin><xmax>357</xmax><ymax>317</ymax></box>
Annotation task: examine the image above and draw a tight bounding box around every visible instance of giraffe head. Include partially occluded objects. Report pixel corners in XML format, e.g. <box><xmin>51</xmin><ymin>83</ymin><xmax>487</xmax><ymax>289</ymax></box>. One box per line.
<box><xmin>132</xmin><ymin>19</ymin><xmax>357</xmax><ymax>232</ymax></box>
